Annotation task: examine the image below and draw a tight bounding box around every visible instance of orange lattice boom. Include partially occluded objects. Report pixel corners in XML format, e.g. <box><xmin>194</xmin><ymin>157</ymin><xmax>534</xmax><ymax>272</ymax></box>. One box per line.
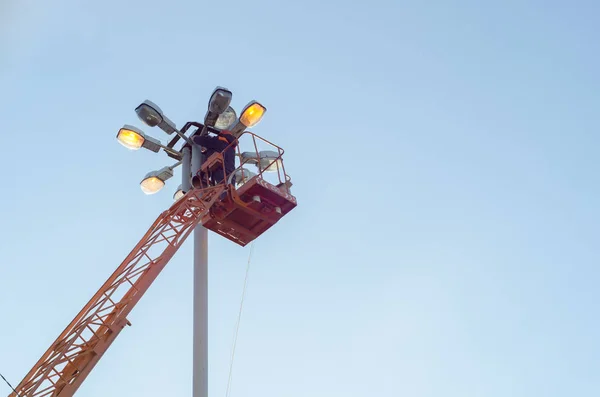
<box><xmin>9</xmin><ymin>185</ymin><xmax>225</xmax><ymax>397</ymax></box>
<box><xmin>8</xmin><ymin>128</ymin><xmax>296</xmax><ymax>397</ymax></box>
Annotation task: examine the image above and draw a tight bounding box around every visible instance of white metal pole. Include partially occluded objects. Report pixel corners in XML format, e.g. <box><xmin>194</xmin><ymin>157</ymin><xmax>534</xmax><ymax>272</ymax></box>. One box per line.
<box><xmin>182</xmin><ymin>146</ymin><xmax>191</xmax><ymax>192</ymax></box>
<box><xmin>190</xmin><ymin>143</ymin><xmax>209</xmax><ymax>397</ymax></box>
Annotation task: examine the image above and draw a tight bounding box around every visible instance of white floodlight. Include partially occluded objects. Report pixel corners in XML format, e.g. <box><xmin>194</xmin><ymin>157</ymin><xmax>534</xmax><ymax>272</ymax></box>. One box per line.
<box><xmin>258</xmin><ymin>151</ymin><xmax>282</xmax><ymax>172</ymax></box>
<box><xmin>173</xmin><ymin>184</ymin><xmax>185</xmax><ymax>201</ymax></box>
<box><xmin>214</xmin><ymin>106</ymin><xmax>237</xmax><ymax>130</ymax></box>
<box><xmin>239</xmin><ymin>151</ymin><xmax>259</xmax><ymax>165</ymax></box>
<box><xmin>239</xmin><ymin>151</ymin><xmax>282</xmax><ymax>173</ymax></box>
<box><xmin>140</xmin><ymin>166</ymin><xmax>174</xmax><ymax>195</ymax></box>
<box><xmin>228</xmin><ymin>167</ymin><xmax>257</xmax><ymax>186</ymax></box>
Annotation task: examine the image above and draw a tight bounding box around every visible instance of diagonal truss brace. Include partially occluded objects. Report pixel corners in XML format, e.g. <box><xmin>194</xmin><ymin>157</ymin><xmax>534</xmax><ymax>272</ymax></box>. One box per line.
<box><xmin>9</xmin><ymin>185</ymin><xmax>225</xmax><ymax>397</ymax></box>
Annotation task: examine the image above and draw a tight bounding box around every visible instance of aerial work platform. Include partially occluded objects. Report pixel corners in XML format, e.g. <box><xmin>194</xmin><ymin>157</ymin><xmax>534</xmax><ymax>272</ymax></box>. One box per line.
<box><xmin>194</xmin><ymin>130</ymin><xmax>297</xmax><ymax>246</ymax></box>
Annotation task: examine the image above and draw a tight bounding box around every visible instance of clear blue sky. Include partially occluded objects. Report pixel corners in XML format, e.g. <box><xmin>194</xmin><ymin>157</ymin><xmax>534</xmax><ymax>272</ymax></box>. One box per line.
<box><xmin>1</xmin><ymin>0</ymin><xmax>599</xmax><ymax>396</ymax></box>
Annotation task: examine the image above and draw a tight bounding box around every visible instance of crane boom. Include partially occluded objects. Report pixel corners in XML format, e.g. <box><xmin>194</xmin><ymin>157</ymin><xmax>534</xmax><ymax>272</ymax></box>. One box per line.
<box><xmin>9</xmin><ymin>185</ymin><xmax>225</xmax><ymax>397</ymax></box>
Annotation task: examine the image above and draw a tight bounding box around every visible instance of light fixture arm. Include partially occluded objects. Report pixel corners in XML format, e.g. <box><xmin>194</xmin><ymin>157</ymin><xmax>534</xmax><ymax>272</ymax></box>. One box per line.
<box><xmin>174</xmin><ymin>128</ymin><xmax>194</xmax><ymax>145</ymax></box>
<box><xmin>168</xmin><ymin>159</ymin><xmax>183</xmax><ymax>170</ymax></box>
<box><xmin>157</xmin><ymin>142</ymin><xmax>183</xmax><ymax>159</ymax></box>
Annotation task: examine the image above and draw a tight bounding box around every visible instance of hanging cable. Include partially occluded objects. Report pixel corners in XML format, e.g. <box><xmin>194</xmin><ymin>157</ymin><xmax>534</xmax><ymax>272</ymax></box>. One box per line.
<box><xmin>1</xmin><ymin>372</ymin><xmax>21</xmax><ymax>397</ymax></box>
<box><xmin>225</xmin><ymin>241</ymin><xmax>255</xmax><ymax>397</ymax></box>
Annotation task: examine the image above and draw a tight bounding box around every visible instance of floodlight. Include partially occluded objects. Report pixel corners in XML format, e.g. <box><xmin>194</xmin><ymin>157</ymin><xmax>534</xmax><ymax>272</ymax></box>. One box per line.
<box><xmin>229</xmin><ymin>100</ymin><xmax>267</xmax><ymax>136</ymax></box>
<box><xmin>135</xmin><ymin>100</ymin><xmax>177</xmax><ymax>135</ymax></box>
<box><xmin>214</xmin><ymin>106</ymin><xmax>237</xmax><ymax>130</ymax></box>
<box><xmin>229</xmin><ymin>167</ymin><xmax>257</xmax><ymax>186</ymax></box>
<box><xmin>258</xmin><ymin>151</ymin><xmax>282</xmax><ymax>172</ymax></box>
<box><xmin>239</xmin><ymin>151</ymin><xmax>282</xmax><ymax>173</ymax></box>
<box><xmin>135</xmin><ymin>100</ymin><xmax>163</xmax><ymax>127</ymax></box>
<box><xmin>117</xmin><ymin>125</ymin><xmax>145</xmax><ymax>150</ymax></box>
<box><xmin>140</xmin><ymin>176</ymin><xmax>164</xmax><ymax>195</ymax></box>
<box><xmin>173</xmin><ymin>184</ymin><xmax>185</xmax><ymax>201</ymax></box>
<box><xmin>116</xmin><ymin>125</ymin><xmax>163</xmax><ymax>153</ymax></box>
<box><xmin>140</xmin><ymin>166</ymin><xmax>174</xmax><ymax>195</ymax></box>
<box><xmin>240</xmin><ymin>101</ymin><xmax>266</xmax><ymax>127</ymax></box>
<box><xmin>205</xmin><ymin>87</ymin><xmax>234</xmax><ymax>127</ymax></box>
<box><xmin>239</xmin><ymin>152</ymin><xmax>259</xmax><ymax>165</ymax></box>
<box><xmin>209</xmin><ymin>87</ymin><xmax>232</xmax><ymax>114</ymax></box>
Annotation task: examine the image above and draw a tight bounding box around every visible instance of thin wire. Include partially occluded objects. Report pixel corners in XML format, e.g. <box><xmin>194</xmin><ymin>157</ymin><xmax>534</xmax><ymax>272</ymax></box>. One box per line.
<box><xmin>225</xmin><ymin>241</ymin><xmax>255</xmax><ymax>397</ymax></box>
<box><xmin>0</xmin><ymin>372</ymin><xmax>21</xmax><ymax>397</ymax></box>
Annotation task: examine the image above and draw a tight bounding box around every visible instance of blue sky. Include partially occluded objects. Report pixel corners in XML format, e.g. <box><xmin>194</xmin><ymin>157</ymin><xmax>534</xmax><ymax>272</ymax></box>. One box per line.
<box><xmin>1</xmin><ymin>0</ymin><xmax>599</xmax><ymax>396</ymax></box>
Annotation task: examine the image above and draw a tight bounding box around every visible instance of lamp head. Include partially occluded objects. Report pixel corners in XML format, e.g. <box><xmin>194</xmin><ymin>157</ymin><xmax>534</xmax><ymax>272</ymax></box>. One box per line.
<box><xmin>116</xmin><ymin>124</ymin><xmax>163</xmax><ymax>152</ymax></box>
<box><xmin>140</xmin><ymin>174</ymin><xmax>164</xmax><ymax>195</ymax></box>
<box><xmin>231</xmin><ymin>168</ymin><xmax>257</xmax><ymax>186</ymax></box>
<box><xmin>136</xmin><ymin>100</ymin><xmax>177</xmax><ymax>134</ymax></box>
<box><xmin>116</xmin><ymin>125</ymin><xmax>145</xmax><ymax>150</ymax></box>
<box><xmin>240</xmin><ymin>101</ymin><xmax>266</xmax><ymax>127</ymax></box>
<box><xmin>139</xmin><ymin>166</ymin><xmax>174</xmax><ymax>195</ymax></box>
<box><xmin>173</xmin><ymin>184</ymin><xmax>185</xmax><ymax>201</ymax></box>
<box><xmin>214</xmin><ymin>106</ymin><xmax>237</xmax><ymax>129</ymax></box>
<box><xmin>135</xmin><ymin>100</ymin><xmax>163</xmax><ymax>127</ymax></box>
<box><xmin>208</xmin><ymin>87</ymin><xmax>233</xmax><ymax>114</ymax></box>
<box><xmin>229</xmin><ymin>100</ymin><xmax>267</xmax><ymax>136</ymax></box>
<box><xmin>239</xmin><ymin>151</ymin><xmax>282</xmax><ymax>173</ymax></box>
<box><xmin>258</xmin><ymin>150</ymin><xmax>282</xmax><ymax>172</ymax></box>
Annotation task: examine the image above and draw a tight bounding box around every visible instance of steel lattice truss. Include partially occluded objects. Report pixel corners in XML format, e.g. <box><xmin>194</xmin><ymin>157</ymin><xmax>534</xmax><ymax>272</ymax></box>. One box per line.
<box><xmin>9</xmin><ymin>185</ymin><xmax>225</xmax><ymax>397</ymax></box>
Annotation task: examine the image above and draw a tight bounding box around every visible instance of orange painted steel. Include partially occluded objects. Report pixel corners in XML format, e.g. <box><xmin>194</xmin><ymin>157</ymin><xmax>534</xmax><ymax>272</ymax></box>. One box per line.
<box><xmin>8</xmin><ymin>184</ymin><xmax>226</xmax><ymax>397</ymax></box>
<box><xmin>8</xmin><ymin>129</ymin><xmax>297</xmax><ymax>397</ymax></box>
<box><xmin>195</xmin><ymin>131</ymin><xmax>297</xmax><ymax>246</ymax></box>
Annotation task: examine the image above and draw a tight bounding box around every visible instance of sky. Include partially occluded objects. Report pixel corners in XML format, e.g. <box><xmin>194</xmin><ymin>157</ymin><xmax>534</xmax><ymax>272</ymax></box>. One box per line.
<box><xmin>0</xmin><ymin>0</ymin><xmax>599</xmax><ymax>396</ymax></box>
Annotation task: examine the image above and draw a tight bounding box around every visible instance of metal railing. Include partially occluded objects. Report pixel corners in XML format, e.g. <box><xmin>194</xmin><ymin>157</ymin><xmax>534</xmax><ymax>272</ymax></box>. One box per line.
<box><xmin>191</xmin><ymin>129</ymin><xmax>292</xmax><ymax>195</ymax></box>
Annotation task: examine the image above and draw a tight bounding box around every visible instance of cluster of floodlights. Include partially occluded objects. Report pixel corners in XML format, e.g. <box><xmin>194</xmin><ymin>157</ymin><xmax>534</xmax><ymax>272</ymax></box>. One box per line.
<box><xmin>115</xmin><ymin>87</ymin><xmax>280</xmax><ymax>197</ymax></box>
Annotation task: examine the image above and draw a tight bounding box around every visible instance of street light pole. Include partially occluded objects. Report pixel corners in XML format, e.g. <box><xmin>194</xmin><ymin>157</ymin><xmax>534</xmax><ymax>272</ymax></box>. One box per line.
<box><xmin>191</xmin><ymin>143</ymin><xmax>209</xmax><ymax>397</ymax></box>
